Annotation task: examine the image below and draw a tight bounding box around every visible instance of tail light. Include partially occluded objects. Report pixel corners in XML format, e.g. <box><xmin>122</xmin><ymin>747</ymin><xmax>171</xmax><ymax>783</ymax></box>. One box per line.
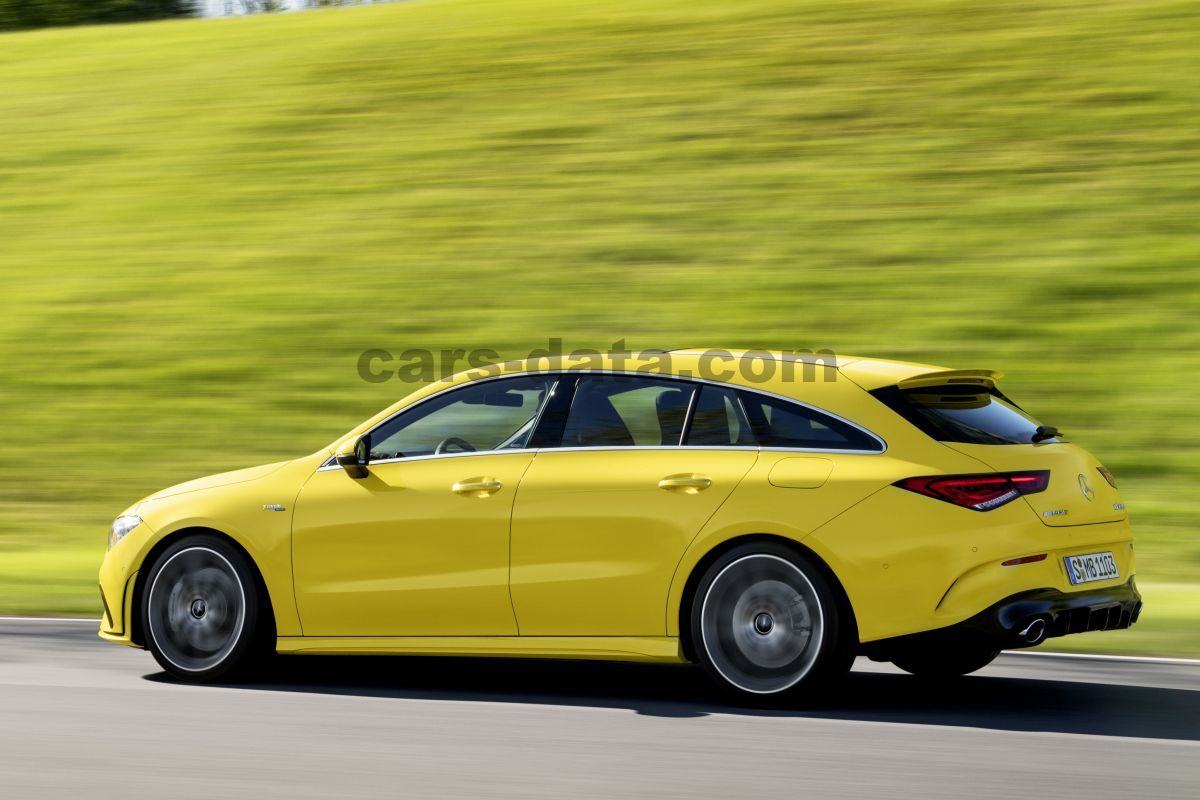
<box><xmin>894</xmin><ymin>470</ymin><xmax>1050</xmax><ymax>511</ymax></box>
<box><xmin>1097</xmin><ymin>466</ymin><xmax>1118</xmax><ymax>488</ymax></box>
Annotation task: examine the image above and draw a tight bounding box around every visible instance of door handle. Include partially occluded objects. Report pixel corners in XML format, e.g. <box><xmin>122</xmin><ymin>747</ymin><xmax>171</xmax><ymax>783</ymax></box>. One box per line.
<box><xmin>658</xmin><ymin>474</ymin><xmax>713</xmax><ymax>493</ymax></box>
<box><xmin>452</xmin><ymin>479</ymin><xmax>503</xmax><ymax>497</ymax></box>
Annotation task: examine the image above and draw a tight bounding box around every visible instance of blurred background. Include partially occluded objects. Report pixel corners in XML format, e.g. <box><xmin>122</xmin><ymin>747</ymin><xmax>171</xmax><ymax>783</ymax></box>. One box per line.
<box><xmin>0</xmin><ymin>0</ymin><xmax>1196</xmax><ymax>656</ymax></box>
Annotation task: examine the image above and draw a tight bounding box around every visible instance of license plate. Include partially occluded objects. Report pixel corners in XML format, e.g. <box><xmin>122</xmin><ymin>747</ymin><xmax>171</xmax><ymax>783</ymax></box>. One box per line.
<box><xmin>1064</xmin><ymin>551</ymin><xmax>1120</xmax><ymax>585</ymax></box>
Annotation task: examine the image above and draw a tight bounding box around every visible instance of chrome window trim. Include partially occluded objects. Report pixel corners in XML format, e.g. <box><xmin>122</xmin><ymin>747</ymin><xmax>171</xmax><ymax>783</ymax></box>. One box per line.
<box><xmin>537</xmin><ymin>445</ymin><xmax>884</xmax><ymax>456</ymax></box>
<box><xmin>317</xmin><ymin>442</ymin><xmax>884</xmax><ymax>471</ymax></box>
<box><xmin>316</xmin><ymin>448</ymin><xmax>528</xmax><ymax>472</ymax></box>
<box><xmin>678</xmin><ymin>382</ymin><xmax>701</xmax><ymax>445</ymax></box>
<box><xmin>315</xmin><ymin>369</ymin><xmax>886</xmax><ymax>474</ymax></box>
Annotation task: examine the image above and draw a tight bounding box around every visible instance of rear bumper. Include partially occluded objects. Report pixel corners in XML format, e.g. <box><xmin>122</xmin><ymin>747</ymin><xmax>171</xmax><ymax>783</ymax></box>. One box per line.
<box><xmin>863</xmin><ymin>578</ymin><xmax>1142</xmax><ymax>658</ymax></box>
<box><xmin>974</xmin><ymin>577</ymin><xmax>1142</xmax><ymax>643</ymax></box>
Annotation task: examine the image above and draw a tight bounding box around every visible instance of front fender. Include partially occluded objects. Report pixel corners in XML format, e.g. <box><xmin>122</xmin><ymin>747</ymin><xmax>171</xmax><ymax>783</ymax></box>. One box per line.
<box><xmin>100</xmin><ymin>455</ymin><xmax>323</xmax><ymax>640</ymax></box>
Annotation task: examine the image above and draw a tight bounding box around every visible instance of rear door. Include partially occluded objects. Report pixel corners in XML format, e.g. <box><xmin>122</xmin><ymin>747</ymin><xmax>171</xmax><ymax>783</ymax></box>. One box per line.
<box><xmin>509</xmin><ymin>375</ymin><xmax>757</xmax><ymax>636</ymax></box>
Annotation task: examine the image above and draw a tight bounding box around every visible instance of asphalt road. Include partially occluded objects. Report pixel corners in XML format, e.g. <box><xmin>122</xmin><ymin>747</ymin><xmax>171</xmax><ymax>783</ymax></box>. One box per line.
<box><xmin>2</xmin><ymin>619</ymin><xmax>1196</xmax><ymax>799</ymax></box>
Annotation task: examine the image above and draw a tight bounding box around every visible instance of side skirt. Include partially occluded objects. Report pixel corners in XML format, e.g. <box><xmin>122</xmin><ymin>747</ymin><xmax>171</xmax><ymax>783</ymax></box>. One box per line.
<box><xmin>276</xmin><ymin>635</ymin><xmax>686</xmax><ymax>663</ymax></box>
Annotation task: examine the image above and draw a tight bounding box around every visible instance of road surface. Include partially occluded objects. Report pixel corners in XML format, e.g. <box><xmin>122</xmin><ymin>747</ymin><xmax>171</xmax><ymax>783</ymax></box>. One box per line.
<box><xmin>1</xmin><ymin>619</ymin><xmax>1196</xmax><ymax>798</ymax></box>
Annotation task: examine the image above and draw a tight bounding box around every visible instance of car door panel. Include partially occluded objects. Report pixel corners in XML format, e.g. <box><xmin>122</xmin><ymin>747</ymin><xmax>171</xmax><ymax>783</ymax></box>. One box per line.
<box><xmin>292</xmin><ymin>453</ymin><xmax>533</xmax><ymax>636</ymax></box>
<box><xmin>510</xmin><ymin>449</ymin><xmax>757</xmax><ymax>636</ymax></box>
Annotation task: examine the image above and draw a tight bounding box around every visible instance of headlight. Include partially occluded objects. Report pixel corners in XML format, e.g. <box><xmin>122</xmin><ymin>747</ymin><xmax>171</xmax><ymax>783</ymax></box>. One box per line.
<box><xmin>109</xmin><ymin>515</ymin><xmax>142</xmax><ymax>550</ymax></box>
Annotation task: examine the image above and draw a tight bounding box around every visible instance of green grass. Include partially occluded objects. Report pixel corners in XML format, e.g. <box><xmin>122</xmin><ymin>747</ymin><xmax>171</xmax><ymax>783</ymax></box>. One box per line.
<box><xmin>0</xmin><ymin>0</ymin><xmax>1197</xmax><ymax>655</ymax></box>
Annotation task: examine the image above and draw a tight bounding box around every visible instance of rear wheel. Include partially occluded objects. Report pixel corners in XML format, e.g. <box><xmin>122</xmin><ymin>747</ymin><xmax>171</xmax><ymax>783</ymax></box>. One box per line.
<box><xmin>690</xmin><ymin>543</ymin><xmax>853</xmax><ymax>704</ymax></box>
<box><xmin>891</xmin><ymin>646</ymin><xmax>999</xmax><ymax>679</ymax></box>
<box><xmin>141</xmin><ymin>534</ymin><xmax>267</xmax><ymax>682</ymax></box>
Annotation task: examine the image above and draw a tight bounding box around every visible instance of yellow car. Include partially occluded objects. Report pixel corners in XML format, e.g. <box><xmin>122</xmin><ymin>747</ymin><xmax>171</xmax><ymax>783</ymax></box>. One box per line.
<box><xmin>98</xmin><ymin>352</ymin><xmax>1141</xmax><ymax>701</ymax></box>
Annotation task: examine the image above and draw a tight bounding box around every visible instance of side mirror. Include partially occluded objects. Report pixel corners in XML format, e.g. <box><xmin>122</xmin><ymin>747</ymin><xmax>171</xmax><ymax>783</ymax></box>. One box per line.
<box><xmin>335</xmin><ymin>434</ymin><xmax>371</xmax><ymax>479</ymax></box>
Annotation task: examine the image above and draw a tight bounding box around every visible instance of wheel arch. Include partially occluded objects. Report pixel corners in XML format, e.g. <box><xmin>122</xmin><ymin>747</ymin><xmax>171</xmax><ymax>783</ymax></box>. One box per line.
<box><xmin>673</xmin><ymin>533</ymin><xmax>859</xmax><ymax>663</ymax></box>
<box><xmin>128</xmin><ymin>526</ymin><xmax>276</xmax><ymax>648</ymax></box>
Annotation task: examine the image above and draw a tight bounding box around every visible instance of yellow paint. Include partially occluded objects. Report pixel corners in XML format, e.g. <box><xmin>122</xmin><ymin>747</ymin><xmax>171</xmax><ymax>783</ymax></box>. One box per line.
<box><xmin>509</xmin><ymin>449</ymin><xmax>756</xmax><ymax>635</ymax></box>
<box><xmin>292</xmin><ymin>453</ymin><xmax>533</xmax><ymax>636</ymax></box>
<box><xmin>97</xmin><ymin>353</ymin><xmax>1136</xmax><ymax>660</ymax></box>
<box><xmin>767</xmin><ymin>456</ymin><xmax>834</xmax><ymax>489</ymax></box>
<box><xmin>276</xmin><ymin>635</ymin><xmax>683</xmax><ymax>662</ymax></box>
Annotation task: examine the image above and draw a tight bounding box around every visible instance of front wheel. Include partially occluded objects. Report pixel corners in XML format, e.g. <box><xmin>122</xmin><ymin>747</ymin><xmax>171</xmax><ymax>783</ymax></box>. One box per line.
<box><xmin>690</xmin><ymin>543</ymin><xmax>854</xmax><ymax>704</ymax></box>
<box><xmin>141</xmin><ymin>534</ymin><xmax>268</xmax><ymax>682</ymax></box>
<box><xmin>891</xmin><ymin>646</ymin><xmax>999</xmax><ymax>679</ymax></box>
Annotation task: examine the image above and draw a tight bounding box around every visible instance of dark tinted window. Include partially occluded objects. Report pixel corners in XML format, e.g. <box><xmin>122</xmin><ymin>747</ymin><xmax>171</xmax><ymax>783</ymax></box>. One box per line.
<box><xmin>872</xmin><ymin>385</ymin><xmax>1054</xmax><ymax>445</ymax></box>
<box><xmin>370</xmin><ymin>376</ymin><xmax>554</xmax><ymax>458</ymax></box>
<box><xmin>559</xmin><ymin>376</ymin><xmax>694</xmax><ymax>447</ymax></box>
<box><xmin>739</xmin><ymin>391</ymin><xmax>882</xmax><ymax>451</ymax></box>
<box><xmin>685</xmin><ymin>386</ymin><xmax>755</xmax><ymax>446</ymax></box>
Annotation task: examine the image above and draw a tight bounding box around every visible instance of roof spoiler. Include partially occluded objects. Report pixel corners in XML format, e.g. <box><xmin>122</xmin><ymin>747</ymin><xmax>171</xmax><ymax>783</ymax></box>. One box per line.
<box><xmin>896</xmin><ymin>369</ymin><xmax>1003</xmax><ymax>391</ymax></box>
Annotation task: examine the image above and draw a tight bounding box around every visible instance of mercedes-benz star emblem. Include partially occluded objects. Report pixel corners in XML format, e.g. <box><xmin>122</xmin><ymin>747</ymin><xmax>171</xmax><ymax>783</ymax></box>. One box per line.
<box><xmin>1077</xmin><ymin>473</ymin><xmax>1095</xmax><ymax>501</ymax></box>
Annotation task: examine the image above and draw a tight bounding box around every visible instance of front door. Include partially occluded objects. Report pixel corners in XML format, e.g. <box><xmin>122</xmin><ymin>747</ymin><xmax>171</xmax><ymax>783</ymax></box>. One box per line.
<box><xmin>292</xmin><ymin>375</ymin><xmax>556</xmax><ymax>637</ymax></box>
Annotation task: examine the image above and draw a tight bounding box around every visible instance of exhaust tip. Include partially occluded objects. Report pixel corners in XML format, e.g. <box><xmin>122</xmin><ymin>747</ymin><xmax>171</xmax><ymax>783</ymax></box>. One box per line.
<box><xmin>1018</xmin><ymin>618</ymin><xmax>1047</xmax><ymax>645</ymax></box>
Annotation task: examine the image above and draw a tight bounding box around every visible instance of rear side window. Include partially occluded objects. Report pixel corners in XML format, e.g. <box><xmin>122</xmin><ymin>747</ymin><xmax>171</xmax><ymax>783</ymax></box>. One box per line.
<box><xmin>738</xmin><ymin>392</ymin><xmax>883</xmax><ymax>452</ymax></box>
<box><xmin>871</xmin><ymin>385</ymin><xmax>1054</xmax><ymax>445</ymax></box>
<box><xmin>559</xmin><ymin>375</ymin><xmax>694</xmax><ymax>447</ymax></box>
<box><xmin>685</xmin><ymin>386</ymin><xmax>755</xmax><ymax>446</ymax></box>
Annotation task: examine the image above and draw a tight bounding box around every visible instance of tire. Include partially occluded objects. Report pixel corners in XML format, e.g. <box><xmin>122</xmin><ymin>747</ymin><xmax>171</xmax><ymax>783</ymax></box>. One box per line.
<box><xmin>891</xmin><ymin>646</ymin><xmax>999</xmax><ymax>679</ymax></box>
<box><xmin>690</xmin><ymin>542</ymin><xmax>854</xmax><ymax>704</ymax></box>
<box><xmin>141</xmin><ymin>534</ymin><xmax>268</xmax><ymax>682</ymax></box>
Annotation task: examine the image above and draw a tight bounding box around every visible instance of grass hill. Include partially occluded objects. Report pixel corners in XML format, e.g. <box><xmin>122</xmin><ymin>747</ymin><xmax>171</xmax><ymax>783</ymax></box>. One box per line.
<box><xmin>1</xmin><ymin>0</ymin><xmax>1197</xmax><ymax>653</ymax></box>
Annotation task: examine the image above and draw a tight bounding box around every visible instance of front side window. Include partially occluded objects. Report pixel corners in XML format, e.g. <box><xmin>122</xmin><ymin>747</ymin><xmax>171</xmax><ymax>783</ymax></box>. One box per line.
<box><xmin>369</xmin><ymin>376</ymin><xmax>555</xmax><ymax>459</ymax></box>
<box><xmin>738</xmin><ymin>391</ymin><xmax>882</xmax><ymax>452</ymax></box>
<box><xmin>559</xmin><ymin>375</ymin><xmax>694</xmax><ymax>447</ymax></box>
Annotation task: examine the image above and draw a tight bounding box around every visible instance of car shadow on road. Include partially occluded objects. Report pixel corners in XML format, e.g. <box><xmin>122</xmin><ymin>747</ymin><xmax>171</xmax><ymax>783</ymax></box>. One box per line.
<box><xmin>145</xmin><ymin>655</ymin><xmax>1199</xmax><ymax>741</ymax></box>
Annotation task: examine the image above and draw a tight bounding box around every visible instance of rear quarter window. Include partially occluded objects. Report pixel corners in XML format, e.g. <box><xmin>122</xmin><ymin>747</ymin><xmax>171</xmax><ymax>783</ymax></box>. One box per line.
<box><xmin>737</xmin><ymin>391</ymin><xmax>883</xmax><ymax>452</ymax></box>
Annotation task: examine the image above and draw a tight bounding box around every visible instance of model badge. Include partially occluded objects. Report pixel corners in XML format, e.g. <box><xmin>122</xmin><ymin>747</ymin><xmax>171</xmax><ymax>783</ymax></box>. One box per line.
<box><xmin>1113</xmin><ymin>502</ymin><xmax>1126</xmax><ymax>511</ymax></box>
<box><xmin>263</xmin><ymin>504</ymin><xmax>287</xmax><ymax>512</ymax></box>
<box><xmin>1043</xmin><ymin>509</ymin><xmax>1069</xmax><ymax>517</ymax></box>
<box><xmin>1077</xmin><ymin>473</ymin><xmax>1095</xmax><ymax>501</ymax></box>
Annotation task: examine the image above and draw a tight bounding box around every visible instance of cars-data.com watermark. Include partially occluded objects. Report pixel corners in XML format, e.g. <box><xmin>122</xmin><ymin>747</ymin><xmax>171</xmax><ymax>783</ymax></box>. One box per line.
<box><xmin>357</xmin><ymin>340</ymin><xmax>839</xmax><ymax>385</ymax></box>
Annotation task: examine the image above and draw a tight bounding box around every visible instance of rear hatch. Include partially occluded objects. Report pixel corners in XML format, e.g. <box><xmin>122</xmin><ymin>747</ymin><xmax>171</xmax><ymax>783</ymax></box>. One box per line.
<box><xmin>870</xmin><ymin>370</ymin><xmax>1127</xmax><ymax>527</ymax></box>
<box><xmin>943</xmin><ymin>442</ymin><xmax>1125</xmax><ymax>526</ymax></box>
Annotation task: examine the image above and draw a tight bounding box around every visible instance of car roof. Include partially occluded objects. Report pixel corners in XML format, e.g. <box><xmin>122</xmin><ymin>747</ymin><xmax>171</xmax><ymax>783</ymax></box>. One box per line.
<box><xmin>463</xmin><ymin>350</ymin><xmax>953</xmax><ymax>389</ymax></box>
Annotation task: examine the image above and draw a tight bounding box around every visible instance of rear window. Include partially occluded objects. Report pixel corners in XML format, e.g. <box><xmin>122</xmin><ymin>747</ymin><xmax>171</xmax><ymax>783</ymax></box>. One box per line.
<box><xmin>871</xmin><ymin>385</ymin><xmax>1057</xmax><ymax>445</ymax></box>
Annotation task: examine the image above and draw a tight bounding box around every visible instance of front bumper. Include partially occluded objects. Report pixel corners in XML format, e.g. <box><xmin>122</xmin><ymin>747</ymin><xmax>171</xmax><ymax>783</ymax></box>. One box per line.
<box><xmin>864</xmin><ymin>578</ymin><xmax>1142</xmax><ymax>658</ymax></box>
<box><xmin>97</xmin><ymin>569</ymin><xmax>142</xmax><ymax>647</ymax></box>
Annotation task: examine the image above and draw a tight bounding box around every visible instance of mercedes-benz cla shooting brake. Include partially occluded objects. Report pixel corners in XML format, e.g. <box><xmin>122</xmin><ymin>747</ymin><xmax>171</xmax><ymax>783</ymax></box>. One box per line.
<box><xmin>99</xmin><ymin>352</ymin><xmax>1140</xmax><ymax>702</ymax></box>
